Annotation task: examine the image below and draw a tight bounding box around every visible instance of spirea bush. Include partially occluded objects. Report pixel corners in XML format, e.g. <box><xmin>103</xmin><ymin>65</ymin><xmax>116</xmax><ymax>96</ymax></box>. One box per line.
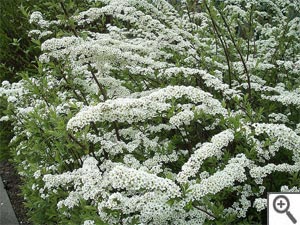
<box><xmin>1</xmin><ymin>0</ymin><xmax>300</xmax><ymax>224</ymax></box>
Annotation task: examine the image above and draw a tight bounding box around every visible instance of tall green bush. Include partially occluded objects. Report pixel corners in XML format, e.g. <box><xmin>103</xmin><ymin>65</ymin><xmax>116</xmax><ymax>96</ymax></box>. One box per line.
<box><xmin>1</xmin><ymin>0</ymin><xmax>300</xmax><ymax>224</ymax></box>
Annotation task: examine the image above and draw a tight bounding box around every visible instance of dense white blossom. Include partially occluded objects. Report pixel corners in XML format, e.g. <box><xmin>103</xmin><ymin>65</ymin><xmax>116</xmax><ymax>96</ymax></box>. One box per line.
<box><xmin>253</xmin><ymin>198</ymin><xmax>267</xmax><ymax>212</ymax></box>
<box><xmin>83</xmin><ymin>220</ymin><xmax>95</xmax><ymax>225</ymax></box>
<box><xmin>2</xmin><ymin>0</ymin><xmax>300</xmax><ymax>224</ymax></box>
<box><xmin>188</xmin><ymin>154</ymin><xmax>251</xmax><ymax>201</ymax></box>
<box><xmin>67</xmin><ymin>85</ymin><xmax>227</xmax><ymax>131</ymax></box>
<box><xmin>177</xmin><ymin>129</ymin><xmax>235</xmax><ymax>183</ymax></box>
<box><xmin>250</xmin><ymin>163</ymin><xmax>300</xmax><ymax>184</ymax></box>
<box><xmin>107</xmin><ymin>165</ymin><xmax>181</xmax><ymax>198</ymax></box>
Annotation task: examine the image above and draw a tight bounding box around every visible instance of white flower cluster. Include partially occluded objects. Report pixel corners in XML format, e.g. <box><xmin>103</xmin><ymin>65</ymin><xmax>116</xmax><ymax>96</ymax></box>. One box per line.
<box><xmin>107</xmin><ymin>165</ymin><xmax>181</xmax><ymax>198</ymax></box>
<box><xmin>98</xmin><ymin>191</ymin><xmax>209</xmax><ymax>225</ymax></box>
<box><xmin>67</xmin><ymin>97</ymin><xmax>170</xmax><ymax>130</ymax></box>
<box><xmin>43</xmin><ymin>157</ymin><xmax>104</xmax><ymax>209</ymax></box>
<box><xmin>250</xmin><ymin>163</ymin><xmax>300</xmax><ymax>184</ymax></box>
<box><xmin>280</xmin><ymin>185</ymin><xmax>300</xmax><ymax>192</ymax></box>
<box><xmin>188</xmin><ymin>154</ymin><xmax>251</xmax><ymax>201</ymax></box>
<box><xmin>249</xmin><ymin>82</ymin><xmax>300</xmax><ymax>108</ymax></box>
<box><xmin>169</xmin><ymin>109</ymin><xmax>194</xmax><ymax>127</ymax></box>
<box><xmin>162</xmin><ymin>67</ymin><xmax>241</xmax><ymax>98</ymax></box>
<box><xmin>142</xmin><ymin>151</ymin><xmax>179</xmax><ymax>174</ymax></box>
<box><xmin>177</xmin><ymin>129</ymin><xmax>235</xmax><ymax>183</ymax></box>
<box><xmin>98</xmin><ymin>192</ymin><xmax>176</xmax><ymax>224</ymax></box>
<box><xmin>83</xmin><ymin>220</ymin><xmax>95</xmax><ymax>225</ymax></box>
<box><xmin>224</xmin><ymin>184</ymin><xmax>259</xmax><ymax>218</ymax></box>
<box><xmin>263</xmin><ymin>90</ymin><xmax>300</xmax><ymax>108</ymax></box>
<box><xmin>29</xmin><ymin>11</ymin><xmax>49</xmax><ymax>28</ymax></box>
<box><xmin>253</xmin><ymin>198</ymin><xmax>267</xmax><ymax>212</ymax></box>
<box><xmin>67</xmin><ymin>85</ymin><xmax>227</xmax><ymax>131</ymax></box>
<box><xmin>29</xmin><ymin>11</ymin><xmax>60</xmax><ymax>37</ymax></box>
<box><xmin>268</xmin><ymin>113</ymin><xmax>289</xmax><ymax>123</ymax></box>
<box><xmin>252</xmin><ymin>123</ymin><xmax>300</xmax><ymax>159</ymax></box>
<box><xmin>0</xmin><ymin>80</ymin><xmax>26</xmax><ymax>103</ymax></box>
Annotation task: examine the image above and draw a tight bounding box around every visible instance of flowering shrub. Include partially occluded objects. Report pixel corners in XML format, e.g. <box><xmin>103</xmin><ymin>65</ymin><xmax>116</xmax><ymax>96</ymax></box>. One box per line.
<box><xmin>1</xmin><ymin>0</ymin><xmax>300</xmax><ymax>224</ymax></box>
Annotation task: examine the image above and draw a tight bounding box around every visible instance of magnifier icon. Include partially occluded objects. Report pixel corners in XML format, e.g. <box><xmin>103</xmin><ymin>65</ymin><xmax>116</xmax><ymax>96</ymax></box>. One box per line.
<box><xmin>273</xmin><ymin>195</ymin><xmax>297</xmax><ymax>224</ymax></box>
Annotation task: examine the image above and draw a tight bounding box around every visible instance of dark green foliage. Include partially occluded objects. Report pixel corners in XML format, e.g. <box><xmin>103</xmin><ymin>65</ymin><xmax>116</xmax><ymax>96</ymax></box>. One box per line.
<box><xmin>0</xmin><ymin>0</ymin><xmax>39</xmax><ymax>82</ymax></box>
<box><xmin>0</xmin><ymin>0</ymin><xmax>41</xmax><ymax>160</ymax></box>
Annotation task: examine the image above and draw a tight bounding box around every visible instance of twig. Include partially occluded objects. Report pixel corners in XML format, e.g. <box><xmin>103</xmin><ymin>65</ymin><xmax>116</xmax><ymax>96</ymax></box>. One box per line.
<box><xmin>193</xmin><ymin>204</ymin><xmax>217</xmax><ymax>219</ymax></box>
<box><xmin>218</xmin><ymin>8</ymin><xmax>252</xmax><ymax>98</ymax></box>
<box><xmin>203</xmin><ymin>0</ymin><xmax>232</xmax><ymax>88</ymax></box>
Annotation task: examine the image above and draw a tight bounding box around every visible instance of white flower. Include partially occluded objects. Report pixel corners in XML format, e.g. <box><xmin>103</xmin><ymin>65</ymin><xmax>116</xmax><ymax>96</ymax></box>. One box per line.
<box><xmin>177</xmin><ymin>129</ymin><xmax>235</xmax><ymax>183</ymax></box>
<box><xmin>188</xmin><ymin>154</ymin><xmax>251</xmax><ymax>201</ymax></box>
<box><xmin>253</xmin><ymin>198</ymin><xmax>267</xmax><ymax>212</ymax></box>
<box><xmin>83</xmin><ymin>220</ymin><xmax>95</xmax><ymax>225</ymax></box>
<box><xmin>33</xmin><ymin>170</ymin><xmax>41</xmax><ymax>179</ymax></box>
<box><xmin>0</xmin><ymin>116</ymin><xmax>9</xmax><ymax>122</ymax></box>
<box><xmin>107</xmin><ymin>165</ymin><xmax>181</xmax><ymax>198</ymax></box>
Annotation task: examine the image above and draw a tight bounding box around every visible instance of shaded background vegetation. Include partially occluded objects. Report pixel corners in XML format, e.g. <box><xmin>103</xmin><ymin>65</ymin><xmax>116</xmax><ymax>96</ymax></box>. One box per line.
<box><xmin>0</xmin><ymin>0</ymin><xmax>98</xmax><ymax>160</ymax></box>
<box><xmin>0</xmin><ymin>0</ymin><xmax>41</xmax><ymax>160</ymax></box>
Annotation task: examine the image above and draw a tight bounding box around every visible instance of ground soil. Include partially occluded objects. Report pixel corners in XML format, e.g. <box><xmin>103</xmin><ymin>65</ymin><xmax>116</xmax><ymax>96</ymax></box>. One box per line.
<box><xmin>0</xmin><ymin>160</ymin><xmax>31</xmax><ymax>225</ymax></box>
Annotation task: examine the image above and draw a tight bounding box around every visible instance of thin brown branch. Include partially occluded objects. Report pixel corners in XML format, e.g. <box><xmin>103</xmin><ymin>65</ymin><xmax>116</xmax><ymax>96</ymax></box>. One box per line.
<box><xmin>218</xmin><ymin>9</ymin><xmax>251</xmax><ymax>98</ymax></box>
<box><xmin>68</xmin><ymin>133</ymin><xmax>87</xmax><ymax>151</ymax></box>
<box><xmin>203</xmin><ymin>0</ymin><xmax>232</xmax><ymax>89</ymax></box>
<box><xmin>175</xmin><ymin>125</ymin><xmax>192</xmax><ymax>155</ymax></box>
<box><xmin>193</xmin><ymin>204</ymin><xmax>217</xmax><ymax>219</ymax></box>
<box><xmin>60</xmin><ymin>1</ymin><xmax>78</xmax><ymax>37</ymax></box>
